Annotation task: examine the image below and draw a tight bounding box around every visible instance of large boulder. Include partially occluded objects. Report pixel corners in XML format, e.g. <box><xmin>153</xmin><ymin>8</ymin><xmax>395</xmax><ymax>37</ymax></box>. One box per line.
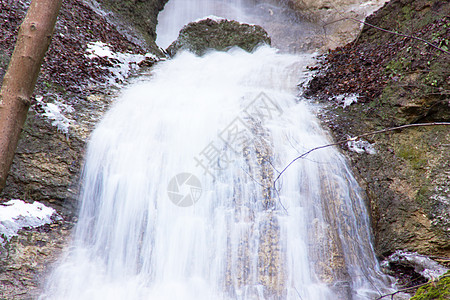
<box><xmin>166</xmin><ymin>17</ymin><xmax>271</xmax><ymax>56</ymax></box>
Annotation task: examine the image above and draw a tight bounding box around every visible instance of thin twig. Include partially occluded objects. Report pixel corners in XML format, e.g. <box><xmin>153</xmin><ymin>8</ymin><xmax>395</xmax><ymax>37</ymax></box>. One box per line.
<box><xmin>274</xmin><ymin>122</ymin><xmax>450</xmax><ymax>186</ymax></box>
<box><xmin>350</xmin><ymin>17</ymin><xmax>450</xmax><ymax>55</ymax></box>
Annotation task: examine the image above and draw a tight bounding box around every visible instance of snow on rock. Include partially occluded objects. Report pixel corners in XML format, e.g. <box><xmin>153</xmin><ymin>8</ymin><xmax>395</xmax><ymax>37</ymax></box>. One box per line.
<box><xmin>334</xmin><ymin>93</ymin><xmax>359</xmax><ymax>108</ymax></box>
<box><xmin>193</xmin><ymin>15</ymin><xmax>255</xmax><ymax>26</ymax></box>
<box><xmin>36</xmin><ymin>95</ymin><xmax>74</xmax><ymax>134</ymax></box>
<box><xmin>0</xmin><ymin>199</ymin><xmax>62</xmax><ymax>244</ymax></box>
<box><xmin>85</xmin><ymin>41</ymin><xmax>155</xmax><ymax>85</ymax></box>
<box><xmin>194</xmin><ymin>15</ymin><xmax>227</xmax><ymax>23</ymax></box>
<box><xmin>347</xmin><ymin>138</ymin><xmax>377</xmax><ymax>154</ymax></box>
<box><xmin>343</xmin><ymin>94</ymin><xmax>358</xmax><ymax>108</ymax></box>
<box><xmin>382</xmin><ymin>250</ymin><xmax>449</xmax><ymax>280</ymax></box>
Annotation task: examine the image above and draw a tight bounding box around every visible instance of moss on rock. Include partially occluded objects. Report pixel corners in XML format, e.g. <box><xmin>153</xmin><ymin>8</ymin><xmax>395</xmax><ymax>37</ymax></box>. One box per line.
<box><xmin>305</xmin><ymin>0</ymin><xmax>450</xmax><ymax>262</ymax></box>
<box><xmin>166</xmin><ymin>18</ymin><xmax>271</xmax><ymax>56</ymax></box>
<box><xmin>411</xmin><ymin>272</ymin><xmax>450</xmax><ymax>300</ymax></box>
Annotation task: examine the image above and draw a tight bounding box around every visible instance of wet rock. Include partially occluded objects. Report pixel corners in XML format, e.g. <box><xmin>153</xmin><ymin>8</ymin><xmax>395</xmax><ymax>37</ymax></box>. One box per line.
<box><xmin>93</xmin><ymin>0</ymin><xmax>169</xmax><ymax>54</ymax></box>
<box><xmin>0</xmin><ymin>217</ymin><xmax>75</xmax><ymax>300</ymax></box>
<box><xmin>286</xmin><ymin>0</ymin><xmax>389</xmax><ymax>50</ymax></box>
<box><xmin>305</xmin><ymin>0</ymin><xmax>450</xmax><ymax>268</ymax></box>
<box><xmin>0</xmin><ymin>1</ymin><xmax>164</xmax><ymax>298</ymax></box>
<box><xmin>166</xmin><ymin>18</ymin><xmax>271</xmax><ymax>57</ymax></box>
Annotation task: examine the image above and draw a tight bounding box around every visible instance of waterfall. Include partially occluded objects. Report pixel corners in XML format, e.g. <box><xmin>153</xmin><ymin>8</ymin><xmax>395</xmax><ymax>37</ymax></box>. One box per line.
<box><xmin>40</xmin><ymin>1</ymin><xmax>396</xmax><ymax>299</ymax></box>
<box><xmin>156</xmin><ymin>0</ymin><xmax>316</xmax><ymax>52</ymax></box>
<box><xmin>156</xmin><ymin>0</ymin><xmax>246</xmax><ymax>49</ymax></box>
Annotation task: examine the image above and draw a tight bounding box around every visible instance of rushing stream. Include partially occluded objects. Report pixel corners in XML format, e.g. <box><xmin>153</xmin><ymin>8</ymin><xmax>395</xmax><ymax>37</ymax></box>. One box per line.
<box><xmin>41</xmin><ymin>0</ymin><xmax>396</xmax><ymax>299</ymax></box>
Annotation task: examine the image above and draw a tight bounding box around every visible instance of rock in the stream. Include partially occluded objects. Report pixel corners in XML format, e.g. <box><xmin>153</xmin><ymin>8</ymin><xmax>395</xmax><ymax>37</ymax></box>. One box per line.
<box><xmin>166</xmin><ymin>17</ymin><xmax>271</xmax><ymax>56</ymax></box>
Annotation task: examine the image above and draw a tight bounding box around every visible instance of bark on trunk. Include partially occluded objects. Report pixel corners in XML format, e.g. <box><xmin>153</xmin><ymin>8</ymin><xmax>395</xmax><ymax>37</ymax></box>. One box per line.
<box><xmin>0</xmin><ymin>0</ymin><xmax>62</xmax><ymax>192</ymax></box>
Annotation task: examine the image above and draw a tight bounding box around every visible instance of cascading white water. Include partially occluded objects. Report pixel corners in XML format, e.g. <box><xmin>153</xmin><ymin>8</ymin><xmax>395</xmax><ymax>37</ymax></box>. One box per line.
<box><xmin>40</xmin><ymin>1</ymin><xmax>397</xmax><ymax>299</ymax></box>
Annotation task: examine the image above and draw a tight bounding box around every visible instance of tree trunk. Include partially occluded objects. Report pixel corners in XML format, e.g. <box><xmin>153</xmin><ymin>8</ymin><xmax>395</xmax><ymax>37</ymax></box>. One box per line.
<box><xmin>0</xmin><ymin>0</ymin><xmax>62</xmax><ymax>192</ymax></box>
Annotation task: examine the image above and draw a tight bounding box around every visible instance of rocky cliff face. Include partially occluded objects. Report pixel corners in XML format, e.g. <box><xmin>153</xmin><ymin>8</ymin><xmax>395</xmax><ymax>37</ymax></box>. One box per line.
<box><xmin>305</xmin><ymin>0</ymin><xmax>449</xmax><ymax>289</ymax></box>
<box><xmin>0</xmin><ymin>0</ymin><xmax>166</xmax><ymax>298</ymax></box>
<box><xmin>1</xmin><ymin>0</ymin><xmax>167</xmax><ymax>213</ymax></box>
<box><xmin>92</xmin><ymin>0</ymin><xmax>169</xmax><ymax>52</ymax></box>
<box><xmin>285</xmin><ymin>0</ymin><xmax>390</xmax><ymax>50</ymax></box>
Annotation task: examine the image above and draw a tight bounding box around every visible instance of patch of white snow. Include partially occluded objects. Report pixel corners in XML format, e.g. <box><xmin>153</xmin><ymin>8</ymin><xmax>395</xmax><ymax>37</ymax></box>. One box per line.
<box><xmin>334</xmin><ymin>93</ymin><xmax>359</xmax><ymax>108</ymax></box>
<box><xmin>36</xmin><ymin>96</ymin><xmax>74</xmax><ymax>134</ymax></box>
<box><xmin>382</xmin><ymin>250</ymin><xmax>449</xmax><ymax>280</ymax></box>
<box><xmin>347</xmin><ymin>138</ymin><xmax>377</xmax><ymax>154</ymax></box>
<box><xmin>0</xmin><ymin>199</ymin><xmax>61</xmax><ymax>244</ymax></box>
<box><xmin>85</xmin><ymin>41</ymin><xmax>154</xmax><ymax>85</ymax></box>
<box><xmin>194</xmin><ymin>15</ymin><xmax>227</xmax><ymax>23</ymax></box>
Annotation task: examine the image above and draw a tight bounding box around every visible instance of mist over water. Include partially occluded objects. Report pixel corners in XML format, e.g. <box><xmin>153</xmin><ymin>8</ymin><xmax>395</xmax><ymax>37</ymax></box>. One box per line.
<box><xmin>40</xmin><ymin>0</ymin><xmax>396</xmax><ymax>299</ymax></box>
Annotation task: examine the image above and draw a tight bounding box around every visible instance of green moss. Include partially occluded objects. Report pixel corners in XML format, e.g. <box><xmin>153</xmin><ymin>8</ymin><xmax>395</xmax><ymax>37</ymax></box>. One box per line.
<box><xmin>411</xmin><ymin>272</ymin><xmax>450</xmax><ymax>300</ymax></box>
<box><xmin>401</xmin><ymin>6</ymin><xmax>413</xmax><ymax>22</ymax></box>
<box><xmin>415</xmin><ymin>183</ymin><xmax>431</xmax><ymax>208</ymax></box>
<box><xmin>396</xmin><ymin>144</ymin><xmax>427</xmax><ymax>170</ymax></box>
<box><xmin>385</xmin><ymin>59</ymin><xmax>405</xmax><ymax>77</ymax></box>
<box><xmin>421</xmin><ymin>61</ymin><xmax>448</xmax><ymax>92</ymax></box>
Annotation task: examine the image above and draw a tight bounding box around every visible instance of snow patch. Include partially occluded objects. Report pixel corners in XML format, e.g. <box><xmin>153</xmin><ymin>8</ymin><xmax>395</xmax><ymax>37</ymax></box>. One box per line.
<box><xmin>334</xmin><ymin>93</ymin><xmax>359</xmax><ymax>108</ymax></box>
<box><xmin>36</xmin><ymin>95</ymin><xmax>74</xmax><ymax>134</ymax></box>
<box><xmin>85</xmin><ymin>41</ymin><xmax>155</xmax><ymax>85</ymax></box>
<box><xmin>0</xmin><ymin>199</ymin><xmax>61</xmax><ymax>244</ymax></box>
<box><xmin>194</xmin><ymin>15</ymin><xmax>227</xmax><ymax>23</ymax></box>
<box><xmin>193</xmin><ymin>15</ymin><xmax>255</xmax><ymax>26</ymax></box>
<box><xmin>382</xmin><ymin>250</ymin><xmax>449</xmax><ymax>280</ymax></box>
<box><xmin>347</xmin><ymin>138</ymin><xmax>377</xmax><ymax>154</ymax></box>
<box><xmin>343</xmin><ymin>94</ymin><xmax>359</xmax><ymax>108</ymax></box>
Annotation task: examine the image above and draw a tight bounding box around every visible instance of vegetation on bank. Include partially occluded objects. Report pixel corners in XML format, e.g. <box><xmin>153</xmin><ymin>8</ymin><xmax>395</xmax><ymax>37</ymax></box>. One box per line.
<box><xmin>305</xmin><ymin>0</ymin><xmax>449</xmax><ymax>296</ymax></box>
<box><xmin>411</xmin><ymin>272</ymin><xmax>450</xmax><ymax>300</ymax></box>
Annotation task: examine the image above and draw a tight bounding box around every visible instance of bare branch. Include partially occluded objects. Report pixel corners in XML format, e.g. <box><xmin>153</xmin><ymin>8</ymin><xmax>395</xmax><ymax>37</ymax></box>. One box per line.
<box><xmin>325</xmin><ymin>2</ymin><xmax>450</xmax><ymax>55</ymax></box>
<box><xmin>375</xmin><ymin>275</ymin><xmax>450</xmax><ymax>300</ymax></box>
<box><xmin>348</xmin><ymin>17</ymin><xmax>450</xmax><ymax>55</ymax></box>
<box><xmin>274</xmin><ymin>122</ymin><xmax>450</xmax><ymax>186</ymax></box>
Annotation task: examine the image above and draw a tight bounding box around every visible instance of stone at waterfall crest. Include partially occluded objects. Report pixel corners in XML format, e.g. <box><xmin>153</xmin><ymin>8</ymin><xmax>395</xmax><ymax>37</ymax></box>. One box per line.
<box><xmin>166</xmin><ymin>17</ymin><xmax>271</xmax><ymax>56</ymax></box>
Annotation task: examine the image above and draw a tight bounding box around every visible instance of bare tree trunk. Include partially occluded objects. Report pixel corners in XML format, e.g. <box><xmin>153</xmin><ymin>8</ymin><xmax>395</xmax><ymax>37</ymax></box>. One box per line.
<box><xmin>0</xmin><ymin>0</ymin><xmax>62</xmax><ymax>192</ymax></box>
